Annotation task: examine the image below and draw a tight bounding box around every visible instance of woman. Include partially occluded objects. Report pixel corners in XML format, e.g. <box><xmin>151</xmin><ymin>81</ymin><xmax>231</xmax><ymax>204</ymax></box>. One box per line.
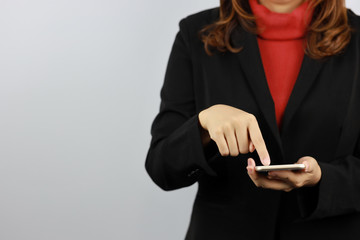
<box><xmin>145</xmin><ymin>0</ymin><xmax>360</xmax><ymax>239</ymax></box>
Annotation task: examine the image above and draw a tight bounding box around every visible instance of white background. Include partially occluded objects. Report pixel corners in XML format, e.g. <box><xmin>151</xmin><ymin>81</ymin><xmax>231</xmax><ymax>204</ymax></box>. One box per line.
<box><xmin>0</xmin><ymin>1</ymin><xmax>359</xmax><ymax>239</ymax></box>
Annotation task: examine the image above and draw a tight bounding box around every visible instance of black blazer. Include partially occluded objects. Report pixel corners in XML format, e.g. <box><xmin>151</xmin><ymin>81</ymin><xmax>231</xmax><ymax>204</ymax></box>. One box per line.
<box><xmin>145</xmin><ymin>7</ymin><xmax>360</xmax><ymax>240</ymax></box>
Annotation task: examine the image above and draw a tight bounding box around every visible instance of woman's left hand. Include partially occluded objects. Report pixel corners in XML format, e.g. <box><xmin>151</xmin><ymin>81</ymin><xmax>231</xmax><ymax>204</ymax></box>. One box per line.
<box><xmin>246</xmin><ymin>156</ymin><xmax>322</xmax><ymax>192</ymax></box>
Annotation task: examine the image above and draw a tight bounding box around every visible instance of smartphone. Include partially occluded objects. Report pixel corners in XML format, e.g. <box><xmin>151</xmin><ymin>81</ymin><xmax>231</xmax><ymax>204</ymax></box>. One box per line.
<box><xmin>255</xmin><ymin>164</ymin><xmax>305</xmax><ymax>172</ymax></box>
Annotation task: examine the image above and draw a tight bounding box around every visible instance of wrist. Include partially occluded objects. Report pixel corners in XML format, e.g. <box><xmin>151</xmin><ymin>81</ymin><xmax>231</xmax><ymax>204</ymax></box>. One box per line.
<box><xmin>198</xmin><ymin>111</ymin><xmax>211</xmax><ymax>146</ymax></box>
<box><xmin>198</xmin><ymin>109</ymin><xmax>207</xmax><ymax>129</ymax></box>
<box><xmin>309</xmin><ymin>164</ymin><xmax>322</xmax><ymax>187</ymax></box>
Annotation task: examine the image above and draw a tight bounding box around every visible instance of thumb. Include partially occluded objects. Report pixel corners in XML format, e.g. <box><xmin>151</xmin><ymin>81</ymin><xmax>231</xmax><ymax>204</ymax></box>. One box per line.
<box><xmin>297</xmin><ymin>157</ymin><xmax>314</xmax><ymax>173</ymax></box>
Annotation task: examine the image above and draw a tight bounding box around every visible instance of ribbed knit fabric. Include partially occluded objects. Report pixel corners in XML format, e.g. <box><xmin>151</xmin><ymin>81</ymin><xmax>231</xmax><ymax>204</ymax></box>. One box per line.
<box><xmin>249</xmin><ymin>0</ymin><xmax>313</xmax><ymax>127</ymax></box>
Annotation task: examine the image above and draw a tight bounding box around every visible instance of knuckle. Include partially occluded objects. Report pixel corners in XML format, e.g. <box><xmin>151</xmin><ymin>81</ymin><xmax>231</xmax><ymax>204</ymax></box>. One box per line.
<box><xmin>222</xmin><ymin>123</ymin><xmax>232</xmax><ymax>132</ymax></box>
<box><xmin>231</xmin><ymin>115</ymin><xmax>241</xmax><ymax>123</ymax></box>
<box><xmin>220</xmin><ymin>149</ymin><xmax>229</xmax><ymax>156</ymax></box>
<box><xmin>230</xmin><ymin>151</ymin><xmax>239</xmax><ymax>157</ymax></box>
<box><xmin>209</xmin><ymin>134</ymin><xmax>216</xmax><ymax>141</ymax></box>
<box><xmin>212</xmin><ymin>128</ymin><xmax>223</xmax><ymax>137</ymax></box>
<box><xmin>239</xmin><ymin>147</ymin><xmax>249</xmax><ymax>154</ymax></box>
<box><xmin>254</xmin><ymin>181</ymin><xmax>264</xmax><ymax>188</ymax></box>
<box><xmin>209</xmin><ymin>135</ymin><xmax>217</xmax><ymax>142</ymax></box>
<box><xmin>235</xmin><ymin>115</ymin><xmax>246</xmax><ymax>125</ymax></box>
<box><xmin>210</xmin><ymin>131</ymin><xmax>221</xmax><ymax>141</ymax></box>
<box><xmin>247</xmin><ymin>114</ymin><xmax>257</xmax><ymax>123</ymax></box>
<box><xmin>294</xmin><ymin>181</ymin><xmax>303</xmax><ymax>188</ymax></box>
<box><xmin>229</xmin><ymin>147</ymin><xmax>239</xmax><ymax>156</ymax></box>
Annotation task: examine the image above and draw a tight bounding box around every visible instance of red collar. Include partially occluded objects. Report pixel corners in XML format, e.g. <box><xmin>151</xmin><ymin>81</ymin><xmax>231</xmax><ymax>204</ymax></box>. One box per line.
<box><xmin>248</xmin><ymin>0</ymin><xmax>313</xmax><ymax>40</ymax></box>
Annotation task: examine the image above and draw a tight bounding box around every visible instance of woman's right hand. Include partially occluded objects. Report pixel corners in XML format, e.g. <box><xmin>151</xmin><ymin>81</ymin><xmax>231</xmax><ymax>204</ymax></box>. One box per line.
<box><xmin>198</xmin><ymin>104</ymin><xmax>270</xmax><ymax>166</ymax></box>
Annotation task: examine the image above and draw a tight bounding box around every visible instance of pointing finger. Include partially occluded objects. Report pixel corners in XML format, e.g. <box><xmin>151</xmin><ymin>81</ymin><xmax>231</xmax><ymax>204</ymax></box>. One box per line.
<box><xmin>248</xmin><ymin>118</ymin><xmax>270</xmax><ymax>165</ymax></box>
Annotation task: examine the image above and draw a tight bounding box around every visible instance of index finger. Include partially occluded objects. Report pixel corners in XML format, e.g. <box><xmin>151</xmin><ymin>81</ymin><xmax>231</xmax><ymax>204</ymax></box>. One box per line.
<box><xmin>248</xmin><ymin>118</ymin><xmax>270</xmax><ymax>166</ymax></box>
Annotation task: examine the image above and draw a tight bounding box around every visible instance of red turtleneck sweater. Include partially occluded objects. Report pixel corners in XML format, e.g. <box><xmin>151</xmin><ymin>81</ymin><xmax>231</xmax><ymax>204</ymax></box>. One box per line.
<box><xmin>249</xmin><ymin>0</ymin><xmax>313</xmax><ymax>127</ymax></box>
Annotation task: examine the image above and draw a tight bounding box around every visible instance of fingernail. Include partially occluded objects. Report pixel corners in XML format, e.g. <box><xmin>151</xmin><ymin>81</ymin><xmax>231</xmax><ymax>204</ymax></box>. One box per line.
<box><xmin>247</xmin><ymin>167</ymin><xmax>253</xmax><ymax>174</ymax></box>
<box><xmin>263</xmin><ymin>157</ymin><xmax>270</xmax><ymax>166</ymax></box>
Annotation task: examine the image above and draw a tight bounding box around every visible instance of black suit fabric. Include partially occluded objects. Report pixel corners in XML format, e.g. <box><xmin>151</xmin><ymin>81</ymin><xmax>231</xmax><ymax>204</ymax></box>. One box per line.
<box><xmin>145</xmin><ymin>7</ymin><xmax>360</xmax><ymax>240</ymax></box>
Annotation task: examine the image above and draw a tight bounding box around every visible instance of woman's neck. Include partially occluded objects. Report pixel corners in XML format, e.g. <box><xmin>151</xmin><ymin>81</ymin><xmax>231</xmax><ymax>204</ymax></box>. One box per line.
<box><xmin>258</xmin><ymin>0</ymin><xmax>305</xmax><ymax>13</ymax></box>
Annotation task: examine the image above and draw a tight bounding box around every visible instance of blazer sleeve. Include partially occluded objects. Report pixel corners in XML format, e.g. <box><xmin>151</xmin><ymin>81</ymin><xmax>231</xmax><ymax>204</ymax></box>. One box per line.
<box><xmin>297</xmin><ymin>135</ymin><xmax>360</xmax><ymax>220</ymax></box>
<box><xmin>145</xmin><ymin>19</ymin><xmax>218</xmax><ymax>191</ymax></box>
<box><xmin>294</xmin><ymin>11</ymin><xmax>360</xmax><ymax>221</ymax></box>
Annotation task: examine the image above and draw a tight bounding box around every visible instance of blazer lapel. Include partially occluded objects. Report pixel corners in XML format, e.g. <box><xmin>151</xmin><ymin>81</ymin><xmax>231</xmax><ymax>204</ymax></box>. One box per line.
<box><xmin>231</xmin><ymin>26</ymin><xmax>325</xmax><ymax>160</ymax></box>
<box><xmin>232</xmin><ymin>27</ymin><xmax>284</xmax><ymax>158</ymax></box>
<box><xmin>280</xmin><ymin>55</ymin><xmax>326</xmax><ymax>135</ymax></box>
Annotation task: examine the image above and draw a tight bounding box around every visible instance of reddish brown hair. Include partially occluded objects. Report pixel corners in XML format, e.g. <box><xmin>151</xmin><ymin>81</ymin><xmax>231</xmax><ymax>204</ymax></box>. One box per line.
<box><xmin>200</xmin><ymin>0</ymin><xmax>353</xmax><ymax>59</ymax></box>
